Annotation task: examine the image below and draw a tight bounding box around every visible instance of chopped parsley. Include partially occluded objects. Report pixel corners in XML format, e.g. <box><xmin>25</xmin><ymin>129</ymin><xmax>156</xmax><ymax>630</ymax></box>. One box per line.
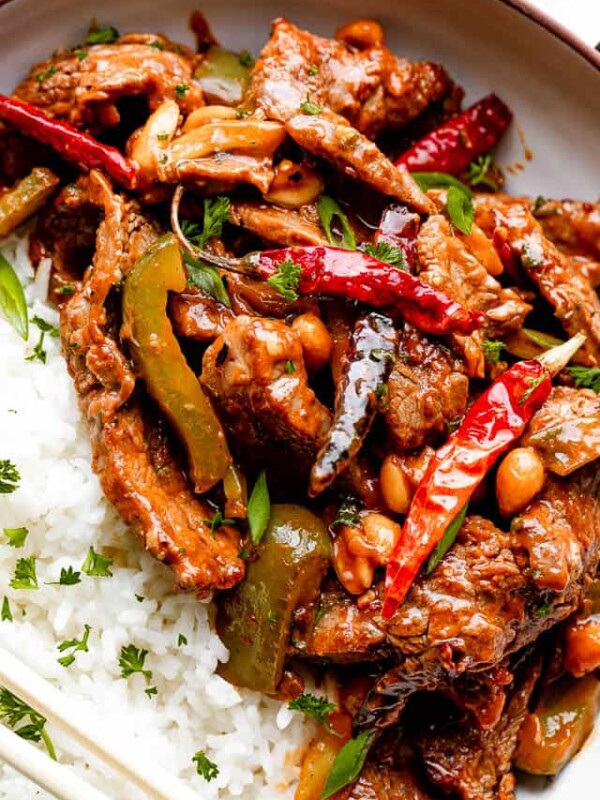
<box><xmin>267</xmin><ymin>258</ymin><xmax>302</xmax><ymax>301</ymax></box>
<box><xmin>156</xmin><ymin>133</ymin><xmax>169</xmax><ymax>142</ymax></box>
<box><xmin>118</xmin><ymin>644</ymin><xmax>152</xmax><ymax>681</ymax></box>
<box><xmin>135</xmin><ymin>594</ymin><xmax>144</xmax><ymax>603</ymax></box>
<box><xmin>25</xmin><ymin>316</ymin><xmax>59</xmax><ymax>365</ymax></box>
<box><xmin>288</xmin><ymin>693</ymin><xmax>336</xmax><ymax>727</ymax></box>
<box><xmin>175</xmin><ymin>83</ymin><xmax>190</xmax><ymax>98</ymax></box>
<box><xmin>300</xmin><ymin>95</ymin><xmax>321</xmax><ymax>115</ymax></box>
<box><xmin>532</xmin><ymin>195</ymin><xmax>548</xmax><ymax>214</ymax></box>
<box><xmin>284</xmin><ymin>359</ymin><xmax>296</xmax><ymax>374</ymax></box>
<box><xmin>566</xmin><ymin>365</ymin><xmax>600</xmax><ymax>393</ymax></box>
<box><xmin>177</xmin><ymin>633</ymin><xmax>188</xmax><ymax>647</ymax></box>
<box><xmin>364</xmin><ymin>241</ymin><xmax>407</xmax><ymax>271</ymax></box>
<box><xmin>238</xmin><ymin>50</ymin><xmax>255</xmax><ymax>67</ymax></box>
<box><xmin>145</xmin><ymin>686</ymin><xmax>158</xmax><ymax>698</ymax></box>
<box><xmin>74</xmin><ymin>50</ymin><xmax>88</xmax><ymax>61</ymax></box>
<box><xmin>86</xmin><ymin>25</ymin><xmax>119</xmax><ymax>45</ymax></box>
<box><xmin>10</xmin><ymin>557</ymin><xmax>38</xmax><ymax>590</ymax></box>
<box><xmin>0</xmin><ymin>688</ymin><xmax>56</xmax><ymax>760</ymax></box>
<box><xmin>3</xmin><ymin>527</ymin><xmax>28</xmax><ymax>548</ymax></box>
<box><xmin>309</xmin><ymin>64</ymin><xmax>319</xmax><ymax>76</ymax></box>
<box><xmin>267</xmin><ymin>610</ymin><xmax>278</xmax><ymax>622</ymax></box>
<box><xmin>1</xmin><ymin>597</ymin><xmax>12</xmax><ymax>623</ymax></box>
<box><xmin>193</xmin><ymin>750</ymin><xmax>219</xmax><ymax>782</ymax></box>
<box><xmin>482</xmin><ymin>339</ymin><xmax>507</xmax><ymax>364</ymax></box>
<box><xmin>467</xmin><ymin>154</ymin><xmax>498</xmax><ymax>191</ymax></box>
<box><xmin>81</xmin><ymin>546</ymin><xmax>113</xmax><ymax>577</ymax></box>
<box><xmin>150</xmin><ymin>41</ymin><xmax>166</xmax><ymax>51</ymax></box>
<box><xmin>33</xmin><ymin>314</ymin><xmax>60</xmax><ymax>336</ymax></box>
<box><xmin>534</xmin><ymin>604</ymin><xmax>552</xmax><ymax>617</ymax></box>
<box><xmin>47</xmin><ymin>566</ymin><xmax>81</xmax><ymax>586</ymax></box>
<box><xmin>204</xmin><ymin>510</ymin><xmax>236</xmax><ymax>535</ymax></box>
<box><xmin>521</xmin><ymin>241</ymin><xmax>544</xmax><ymax>270</ymax></box>
<box><xmin>0</xmin><ymin>460</ymin><xmax>20</xmax><ymax>494</ymax></box>
<box><xmin>331</xmin><ymin>497</ymin><xmax>360</xmax><ymax>529</ymax></box>
<box><xmin>35</xmin><ymin>66</ymin><xmax>56</xmax><ymax>85</ymax></box>
<box><xmin>183</xmin><ymin>196</ymin><xmax>231</xmax><ymax>250</ymax></box>
<box><xmin>55</xmin><ymin>283</ymin><xmax>75</xmax><ymax>296</ymax></box>
<box><xmin>57</xmin><ymin>624</ymin><xmax>91</xmax><ymax>668</ymax></box>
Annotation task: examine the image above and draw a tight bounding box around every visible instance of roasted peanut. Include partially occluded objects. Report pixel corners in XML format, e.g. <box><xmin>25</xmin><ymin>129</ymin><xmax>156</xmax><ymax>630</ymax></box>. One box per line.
<box><xmin>380</xmin><ymin>454</ymin><xmax>412</xmax><ymax>514</ymax></box>
<box><xmin>292</xmin><ymin>313</ymin><xmax>333</xmax><ymax>372</ymax></box>
<box><xmin>264</xmin><ymin>159</ymin><xmax>324</xmax><ymax>208</ymax></box>
<box><xmin>496</xmin><ymin>446</ymin><xmax>546</xmax><ymax>517</ymax></box>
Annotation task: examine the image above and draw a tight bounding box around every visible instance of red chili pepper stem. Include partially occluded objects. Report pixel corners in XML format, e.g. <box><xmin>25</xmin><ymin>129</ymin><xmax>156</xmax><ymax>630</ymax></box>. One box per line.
<box><xmin>0</xmin><ymin>93</ymin><xmax>137</xmax><ymax>190</ymax></box>
<box><xmin>381</xmin><ymin>333</ymin><xmax>585</xmax><ymax>621</ymax></box>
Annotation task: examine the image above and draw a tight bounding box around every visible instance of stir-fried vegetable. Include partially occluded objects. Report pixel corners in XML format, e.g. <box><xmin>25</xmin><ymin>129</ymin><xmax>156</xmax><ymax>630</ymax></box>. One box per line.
<box><xmin>121</xmin><ymin>234</ymin><xmax>231</xmax><ymax>493</ymax></box>
<box><xmin>216</xmin><ymin>504</ymin><xmax>331</xmax><ymax>694</ymax></box>
<box><xmin>0</xmin><ymin>94</ymin><xmax>137</xmax><ymax>188</ymax></box>
<box><xmin>382</xmin><ymin>334</ymin><xmax>586</xmax><ymax>618</ymax></box>
<box><xmin>395</xmin><ymin>93</ymin><xmax>513</xmax><ymax>175</ymax></box>
<box><xmin>0</xmin><ymin>167</ymin><xmax>59</xmax><ymax>238</ymax></box>
<box><xmin>515</xmin><ymin>673</ymin><xmax>600</xmax><ymax>775</ymax></box>
<box><xmin>194</xmin><ymin>46</ymin><xmax>253</xmax><ymax>106</ymax></box>
<box><xmin>310</xmin><ymin>312</ymin><xmax>398</xmax><ymax>496</ymax></box>
<box><xmin>0</xmin><ymin>253</ymin><xmax>28</xmax><ymax>340</ymax></box>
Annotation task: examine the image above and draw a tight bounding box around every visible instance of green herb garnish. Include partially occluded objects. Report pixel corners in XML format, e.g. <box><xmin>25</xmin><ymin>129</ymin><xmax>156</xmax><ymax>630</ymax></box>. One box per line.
<box><xmin>0</xmin><ymin>253</ymin><xmax>28</xmax><ymax>341</ymax></box>
<box><xmin>247</xmin><ymin>470</ymin><xmax>270</xmax><ymax>544</ymax></box>
<box><xmin>47</xmin><ymin>566</ymin><xmax>81</xmax><ymax>586</ymax></box>
<box><xmin>309</xmin><ymin>64</ymin><xmax>319</xmax><ymax>76</ymax></box>
<box><xmin>193</xmin><ymin>750</ymin><xmax>219</xmax><ymax>782</ymax></box>
<box><xmin>35</xmin><ymin>66</ymin><xmax>56</xmax><ymax>85</ymax></box>
<box><xmin>426</xmin><ymin>504</ymin><xmax>468</xmax><ymax>574</ymax></box>
<box><xmin>205</xmin><ymin>510</ymin><xmax>236</xmax><ymax>535</ymax></box>
<box><xmin>25</xmin><ymin>316</ymin><xmax>59</xmax><ymax>365</ymax></box>
<box><xmin>566</xmin><ymin>365</ymin><xmax>600</xmax><ymax>393</ymax></box>
<box><xmin>0</xmin><ymin>460</ymin><xmax>20</xmax><ymax>494</ymax></box>
<box><xmin>177</xmin><ymin>633</ymin><xmax>188</xmax><ymax>647</ymax></box>
<box><xmin>10</xmin><ymin>557</ymin><xmax>38</xmax><ymax>590</ymax></box>
<box><xmin>81</xmin><ymin>546</ymin><xmax>113</xmax><ymax>577</ymax></box>
<box><xmin>321</xmin><ymin>729</ymin><xmax>376</xmax><ymax>800</ymax></box>
<box><xmin>3</xmin><ymin>527</ymin><xmax>28</xmax><ymax>548</ymax></box>
<box><xmin>284</xmin><ymin>360</ymin><xmax>296</xmax><ymax>374</ymax></box>
<box><xmin>364</xmin><ymin>241</ymin><xmax>407</xmax><ymax>271</ymax></box>
<box><xmin>74</xmin><ymin>50</ymin><xmax>88</xmax><ymax>61</ymax></box>
<box><xmin>238</xmin><ymin>50</ymin><xmax>255</xmax><ymax>67</ymax></box>
<box><xmin>86</xmin><ymin>25</ymin><xmax>119</xmax><ymax>45</ymax></box>
<box><xmin>288</xmin><ymin>693</ymin><xmax>336</xmax><ymax>727</ymax></box>
<box><xmin>317</xmin><ymin>196</ymin><xmax>356</xmax><ymax>250</ymax></box>
<box><xmin>331</xmin><ymin>497</ymin><xmax>360</xmax><ymax>529</ymax></box>
<box><xmin>118</xmin><ymin>644</ymin><xmax>152</xmax><ymax>680</ymax></box>
<box><xmin>145</xmin><ymin>686</ymin><xmax>158</xmax><ymax>698</ymax></box>
<box><xmin>267</xmin><ymin>258</ymin><xmax>302</xmax><ymax>301</ymax></box>
<box><xmin>482</xmin><ymin>339</ymin><xmax>507</xmax><ymax>364</ymax></box>
<box><xmin>57</xmin><ymin>624</ymin><xmax>91</xmax><ymax>668</ymax></box>
<box><xmin>300</xmin><ymin>95</ymin><xmax>321</xmax><ymax>115</ymax></box>
<box><xmin>1</xmin><ymin>597</ymin><xmax>12</xmax><ymax>622</ymax></box>
<box><xmin>0</xmin><ymin>688</ymin><xmax>56</xmax><ymax>760</ymax></box>
<box><xmin>175</xmin><ymin>83</ymin><xmax>189</xmax><ymax>98</ymax></box>
<box><xmin>467</xmin><ymin>154</ymin><xmax>498</xmax><ymax>191</ymax></box>
<box><xmin>411</xmin><ymin>172</ymin><xmax>474</xmax><ymax>234</ymax></box>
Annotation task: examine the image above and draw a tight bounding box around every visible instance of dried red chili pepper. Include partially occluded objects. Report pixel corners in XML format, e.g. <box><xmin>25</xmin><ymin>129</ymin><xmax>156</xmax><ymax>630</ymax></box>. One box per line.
<box><xmin>395</xmin><ymin>93</ymin><xmax>513</xmax><ymax>175</ymax></box>
<box><xmin>381</xmin><ymin>334</ymin><xmax>586</xmax><ymax>619</ymax></box>
<box><xmin>255</xmin><ymin>246</ymin><xmax>482</xmax><ymax>336</ymax></box>
<box><xmin>0</xmin><ymin>94</ymin><xmax>137</xmax><ymax>189</ymax></box>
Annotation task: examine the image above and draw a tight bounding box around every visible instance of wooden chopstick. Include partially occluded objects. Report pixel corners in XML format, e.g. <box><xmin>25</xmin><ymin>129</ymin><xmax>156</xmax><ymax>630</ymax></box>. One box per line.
<box><xmin>0</xmin><ymin>646</ymin><xmax>203</xmax><ymax>800</ymax></box>
<box><xmin>0</xmin><ymin>723</ymin><xmax>112</xmax><ymax>800</ymax></box>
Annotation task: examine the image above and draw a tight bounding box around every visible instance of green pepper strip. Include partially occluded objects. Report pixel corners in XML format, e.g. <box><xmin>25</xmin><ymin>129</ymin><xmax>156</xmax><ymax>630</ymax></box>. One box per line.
<box><xmin>216</xmin><ymin>504</ymin><xmax>331</xmax><ymax>694</ymax></box>
<box><xmin>122</xmin><ymin>234</ymin><xmax>231</xmax><ymax>493</ymax></box>
<box><xmin>0</xmin><ymin>167</ymin><xmax>60</xmax><ymax>238</ymax></box>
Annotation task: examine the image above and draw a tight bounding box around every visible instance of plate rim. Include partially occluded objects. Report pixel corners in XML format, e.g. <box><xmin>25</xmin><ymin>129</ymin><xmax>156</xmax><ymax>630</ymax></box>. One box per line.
<box><xmin>0</xmin><ymin>0</ymin><xmax>598</xmax><ymax>72</ymax></box>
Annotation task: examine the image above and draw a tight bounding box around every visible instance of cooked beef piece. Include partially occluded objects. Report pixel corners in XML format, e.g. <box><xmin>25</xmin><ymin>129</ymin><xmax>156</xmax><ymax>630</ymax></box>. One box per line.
<box><xmin>246</xmin><ymin>18</ymin><xmax>438</xmax><ymax>213</ymax></box>
<box><xmin>338</xmin><ymin>764</ymin><xmax>433</xmax><ymax>800</ymax></box>
<box><xmin>521</xmin><ymin>387</ymin><xmax>600</xmax><ymax>477</ymax></box>
<box><xmin>413</xmin><ymin>653</ymin><xmax>542</xmax><ymax>800</ymax></box>
<box><xmin>29</xmin><ymin>178</ymin><xmax>101</xmax><ymax>303</ymax></box>
<box><xmin>298</xmin><ymin>466</ymin><xmax>600</xmax><ymax>728</ymax></box>
<box><xmin>475</xmin><ymin>199</ymin><xmax>600</xmax><ymax>366</ymax></box>
<box><xmin>169</xmin><ymin>288</ymin><xmax>234</xmax><ymax>342</ymax></box>
<box><xmin>14</xmin><ymin>34</ymin><xmax>203</xmax><ymax>132</ymax></box>
<box><xmin>60</xmin><ymin>170</ymin><xmax>244</xmax><ymax>593</ymax></box>
<box><xmin>532</xmin><ymin>199</ymin><xmax>600</xmax><ymax>260</ymax></box>
<box><xmin>228</xmin><ymin>201</ymin><xmax>328</xmax><ymax>246</ymax></box>
<box><xmin>385</xmin><ymin>325</ymin><xmax>468</xmax><ymax>451</ymax></box>
<box><xmin>247</xmin><ymin>18</ymin><xmax>449</xmax><ymax>139</ymax></box>
<box><xmin>417</xmin><ymin>213</ymin><xmax>532</xmax><ymax>376</ymax></box>
<box><xmin>201</xmin><ymin>315</ymin><xmax>331</xmax><ymax>470</ymax></box>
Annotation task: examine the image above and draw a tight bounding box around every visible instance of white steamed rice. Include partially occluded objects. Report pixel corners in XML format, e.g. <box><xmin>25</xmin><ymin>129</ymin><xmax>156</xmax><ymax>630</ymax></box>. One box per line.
<box><xmin>0</xmin><ymin>228</ymin><xmax>309</xmax><ymax>799</ymax></box>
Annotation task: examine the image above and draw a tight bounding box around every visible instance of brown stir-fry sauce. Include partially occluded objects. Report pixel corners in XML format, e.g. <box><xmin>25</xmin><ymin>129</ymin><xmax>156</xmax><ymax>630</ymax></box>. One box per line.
<box><xmin>1</xmin><ymin>12</ymin><xmax>600</xmax><ymax>800</ymax></box>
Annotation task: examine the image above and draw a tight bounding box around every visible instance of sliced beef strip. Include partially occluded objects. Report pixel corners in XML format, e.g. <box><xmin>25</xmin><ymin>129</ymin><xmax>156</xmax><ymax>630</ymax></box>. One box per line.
<box><xmin>169</xmin><ymin>288</ymin><xmax>234</xmax><ymax>342</ymax></box>
<box><xmin>14</xmin><ymin>34</ymin><xmax>203</xmax><ymax>131</ymax></box>
<box><xmin>228</xmin><ymin>201</ymin><xmax>328</xmax><ymax>247</ymax></box>
<box><xmin>297</xmin><ymin>465</ymin><xmax>600</xmax><ymax>729</ymax></box>
<box><xmin>338</xmin><ymin>764</ymin><xmax>434</xmax><ymax>800</ymax></box>
<box><xmin>416</xmin><ymin>213</ymin><xmax>532</xmax><ymax>376</ymax></box>
<box><xmin>533</xmin><ymin>199</ymin><xmax>600</xmax><ymax>261</ymax></box>
<box><xmin>413</xmin><ymin>652</ymin><xmax>543</xmax><ymax>800</ymax></box>
<box><xmin>60</xmin><ymin>170</ymin><xmax>244</xmax><ymax>594</ymax></box>
<box><xmin>475</xmin><ymin>199</ymin><xmax>600</xmax><ymax>366</ymax></box>
<box><xmin>201</xmin><ymin>315</ymin><xmax>331</xmax><ymax>476</ymax></box>
<box><xmin>385</xmin><ymin>324</ymin><xmax>469</xmax><ymax>451</ymax></box>
<box><xmin>246</xmin><ymin>18</ymin><xmax>437</xmax><ymax>213</ymax></box>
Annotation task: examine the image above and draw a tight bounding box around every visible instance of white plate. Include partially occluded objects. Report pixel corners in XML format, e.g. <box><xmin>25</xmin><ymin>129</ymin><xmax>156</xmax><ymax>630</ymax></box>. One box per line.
<box><xmin>0</xmin><ymin>0</ymin><xmax>598</xmax><ymax>797</ymax></box>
